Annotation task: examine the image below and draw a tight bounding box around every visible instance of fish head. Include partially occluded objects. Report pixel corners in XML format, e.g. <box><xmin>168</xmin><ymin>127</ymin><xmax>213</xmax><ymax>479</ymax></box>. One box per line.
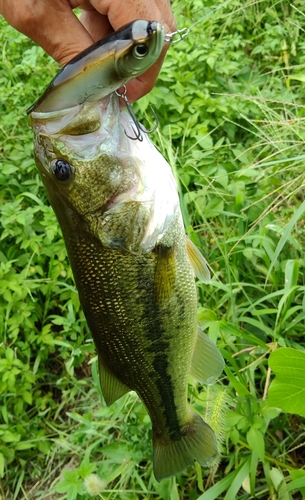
<box><xmin>30</xmin><ymin>94</ymin><xmax>179</xmax><ymax>253</ymax></box>
<box><xmin>32</xmin><ymin>97</ymin><xmax>127</xmax><ymax>221</ymax></box>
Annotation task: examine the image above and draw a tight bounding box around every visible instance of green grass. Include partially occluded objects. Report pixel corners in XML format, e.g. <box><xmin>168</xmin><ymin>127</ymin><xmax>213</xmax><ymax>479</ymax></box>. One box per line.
<box><xmin>1</xmin><ymin>0</ymin><xmax>305</xmax><ymax>498</ymax></box>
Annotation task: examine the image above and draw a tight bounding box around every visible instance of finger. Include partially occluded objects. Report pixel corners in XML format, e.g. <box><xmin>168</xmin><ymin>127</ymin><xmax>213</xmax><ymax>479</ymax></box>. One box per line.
<box><xmin>80</xmin><ymin>9</ymin><xmax>113</xmax><ymax>41</ymax></box>
<box><xmin>0</xmin><ymin>0</ymin><xmax>95</xmax><ymax>66</ymax></box>
<box><xmin>86</xmin><ymin>0</ymin><xmax>175</xmax><ymax>101</ymax></box>
<box><xmin>89</xmin><ymin>0</ymin><xmax>175</xmax><ymax>34</ymax></box>
<box><xmin>125</xmin><ymin>53</ymin><xmax>166</xmax><ymax>103</ymax></box>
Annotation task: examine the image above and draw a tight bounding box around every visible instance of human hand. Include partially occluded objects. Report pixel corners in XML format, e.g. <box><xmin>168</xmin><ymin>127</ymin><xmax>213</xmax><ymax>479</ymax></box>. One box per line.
<box><xmin>0</xmin><ymin>0</ymin><xmax>175</xmax><ymax>102</ymax></box>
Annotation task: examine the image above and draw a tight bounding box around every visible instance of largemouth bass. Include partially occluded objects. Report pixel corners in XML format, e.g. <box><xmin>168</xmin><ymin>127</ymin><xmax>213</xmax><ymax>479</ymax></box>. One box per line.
<box><xmin>29</xmin><ymin>95</ymin><xmax>224</xmax><ymax>480</ymax></box>
<box><xmin>28</xmin><ymin>22</ymin><xmax>224</xmax><ymax>480</ymax></box>
<box><xmin>27</xmin><ymin>20</ymin><xmax>165</xmax><ymax>114</ymax></box>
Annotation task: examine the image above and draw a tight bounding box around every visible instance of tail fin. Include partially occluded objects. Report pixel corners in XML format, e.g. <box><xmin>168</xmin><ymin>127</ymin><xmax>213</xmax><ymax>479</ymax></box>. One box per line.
<box><xmin>153</xmin><ymin>412</ymin><xmax>218</xmax><ymax>482</ymax></box>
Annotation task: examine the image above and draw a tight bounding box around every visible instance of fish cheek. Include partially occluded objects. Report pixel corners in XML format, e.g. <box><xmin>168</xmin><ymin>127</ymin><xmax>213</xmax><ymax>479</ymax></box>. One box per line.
<box><xmin>69</xmin><ymin>159</ymin><xmax>124</xmax><ymax>218</ymax></box>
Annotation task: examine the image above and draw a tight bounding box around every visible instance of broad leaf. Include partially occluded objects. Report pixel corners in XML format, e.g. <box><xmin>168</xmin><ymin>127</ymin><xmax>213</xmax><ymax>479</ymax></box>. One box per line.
<box><xmin>247</xmin><ymin>427</ymin><xmax>265</xmax><ymax>461</ymax></box>
<box><xmin>268</xmin><ymin>348</ymin><xmax>305</xmax><ymax>417</ymax></box>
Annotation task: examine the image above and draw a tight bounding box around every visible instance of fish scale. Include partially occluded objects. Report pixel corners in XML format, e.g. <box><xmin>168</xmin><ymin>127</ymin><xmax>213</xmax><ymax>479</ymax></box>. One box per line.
<box><xmin>59</xmin><ymin>200</ymin><xmax>197</xmax><ymax>432</ymax></box>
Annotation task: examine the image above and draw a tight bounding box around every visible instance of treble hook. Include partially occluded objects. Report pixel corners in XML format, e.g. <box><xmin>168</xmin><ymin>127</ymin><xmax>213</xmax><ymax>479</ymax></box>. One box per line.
<box><xmin>115</xmin><ymin>86</ymin><xmax>158</xmax><ymax>142</ymax></box>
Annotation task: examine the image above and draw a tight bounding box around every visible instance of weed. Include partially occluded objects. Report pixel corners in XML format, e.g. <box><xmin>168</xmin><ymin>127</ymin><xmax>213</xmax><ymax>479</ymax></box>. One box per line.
<box><xmin>1</xmin><ymin>0</ymin><xmax>305</xmax><ymax>498</ymax></box>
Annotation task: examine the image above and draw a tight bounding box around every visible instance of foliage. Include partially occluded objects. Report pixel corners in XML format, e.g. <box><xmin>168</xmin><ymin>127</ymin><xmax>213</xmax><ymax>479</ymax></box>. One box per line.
<box><xmin>268</xmin><ymin>348</ymin><xmax>305</xmax><ymax>417</ymax></box>
<box><xmin>1</xmin><ymin>0</ymin><xmax>305</xmax><ymax>498</ymax></box>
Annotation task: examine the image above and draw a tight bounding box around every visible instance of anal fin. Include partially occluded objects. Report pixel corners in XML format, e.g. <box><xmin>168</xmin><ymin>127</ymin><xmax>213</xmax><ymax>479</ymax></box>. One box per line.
<box><xmin>190</xmin><ymin>328</ymin><xmax>224</xmax><ymax>385</ymax></box>
<box><xmin>98</xmin><ymin>357</ymin><xmax>131</xmax><ymax>406</ymax></box>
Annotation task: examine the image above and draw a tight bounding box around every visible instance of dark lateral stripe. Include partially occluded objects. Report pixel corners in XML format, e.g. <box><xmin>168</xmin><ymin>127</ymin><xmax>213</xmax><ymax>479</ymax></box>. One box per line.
<box><xmin>152</xmin><ymin>352</ymin><xmax>182</xmax><ymax>438</ymax></box>
<box><xmin>140</xmin><ymin>245</ymin><xmax>181</xmax><ymax>437</ymax></box>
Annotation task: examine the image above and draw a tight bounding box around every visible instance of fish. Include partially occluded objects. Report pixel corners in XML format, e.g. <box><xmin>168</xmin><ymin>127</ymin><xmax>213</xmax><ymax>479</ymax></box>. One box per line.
<box><xmin>27</xmin><ymin>20</ymin><xmax>165</xmax><ymax>114</ymax></box>
<box><xmin>29</xmin><ymin>94</ymin><xmax>224</xmax><ymax>481</ymax></box>
<box><xmin>28</xmin><ymin>21</ymin><xmax>224</xmax><ymax>479</ymax></box>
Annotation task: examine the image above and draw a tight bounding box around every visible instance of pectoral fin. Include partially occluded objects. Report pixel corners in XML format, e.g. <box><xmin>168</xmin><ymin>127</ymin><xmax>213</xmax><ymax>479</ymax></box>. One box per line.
<box><xmin>98</xmin><ymin>357</ymin><xmax>131</xmax><ymax>406</ymax></box>
<box><xmin>186</xmin><ymin>236</ymin><xmax>211</xmax><ymax>283</ymax></box>
<box><xmin>154</xmin><ymin>244</ymin><xmax>176</xmax><ymax>303</ymax></box>
<box><xmin>190</xmin><ymin>328</ymin><xmax>224</xmax><ymax>385</ymax></box>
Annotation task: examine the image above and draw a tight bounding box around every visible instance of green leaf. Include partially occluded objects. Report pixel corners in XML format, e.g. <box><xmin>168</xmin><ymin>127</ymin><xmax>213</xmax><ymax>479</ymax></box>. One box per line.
<box><xmin>1</xmin><ymin>431</ymin><xmax>21</xmax><ymax>443</ymax></box>
<box><xmin>288</xmin><ymin>469</ymin><xmax>305</xmax><ymax>497</ymax></box>
<box><xmin>22</xmin><ymin>391</ymin><xmax>32</xmax><ymax>404</ymax></box>
<box><xmin>156</xmin><ymin>477</ymin><xmax>173</xmax><ymax>500</ymax></box>
<box><xmin>0</xmin><ymin>453</ymin><xmax>4</xmax><ymax>478</ymax></box>
<box><xmin>197</xmin><ymin>460</ymin><xmax>251</xmax><ymax>500</ymax></box>
<box><xmin>269</xmin><ymin>468</ymin><xmax>290</xmax><ymax>500</ymax></box>
<box><xmin>268</xmin><ymin>348</ymin><xmax>305</xmax><ymax>417</ymax></box>
<box><xmin>101</xmin><ymin>442</ymin><xmax>137</xmax><ymax>463</ymax></box>
<box><xmin>54</xmin><ymin>470</ymin><xmax>83</xmax><ymax>500</ymax></box>
<box><xmin>12</xmin><ymin>468</ymin><xmax>24</xmax><ymax>500</ymax></box>
<box><xmin>223</xmin><ymin>459</ymin><xmax>251</xmax><ymax>500</ymax></box>
<box><xmin>15</xmin><ymin>442</ymin><xmax>35</xmax><ymax>450</ymax></box>
<box><xmin>78</xmin><ymin>461</ymin><xmax>95</xmax><ymax>479</ymax></box>
<box><xmin>287</xmin><ymin>74</ymin><xmax>305</xmax><ymax>84</ymax></box>
<box><xmin>197</xmin><ymin>468</ymin><xmax>240</xmax><ymax>500</ymax></box>
<box><xmin>247</xmin><ymin>427</ymin><xmax>265</xmax><ymax>461</ymax></box>
<box><xmin>219</xmin><ymin>320</ymin><xmax>267</xmax><ymax>348</ymax></box>
<box><xmin>265</xmin><ymin>200</ymin><xmax>305</xmax><ymax>283</ymax></box>
<box><xmin>284</xmin><ymin>259</ymin><xmax>299</xmax><ymax>291</ymax></box>
<box><xmin>224</xmin><ymin>365</ymin><xmax>251</xmax><ymax>397</ymax></box>
<box><xmin>286</xmin><ymin>476</ymin><xmax>305</xmax><ymax>493</ymax></box>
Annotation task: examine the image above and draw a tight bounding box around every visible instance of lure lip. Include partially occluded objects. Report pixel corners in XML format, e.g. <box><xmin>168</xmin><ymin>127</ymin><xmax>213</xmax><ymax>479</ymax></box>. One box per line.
<box><xmin>27</xmin><ymin>20</ymin><xmax>165</xmax><ymax>116</ymax></box>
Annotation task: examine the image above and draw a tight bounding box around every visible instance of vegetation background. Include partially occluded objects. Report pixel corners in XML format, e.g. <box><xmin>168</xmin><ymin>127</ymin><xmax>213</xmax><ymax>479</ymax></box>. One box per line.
<box><xmin>1</xmin><ymin>0</ymin><xmax>305</xmax><ymax>498</ymax></box>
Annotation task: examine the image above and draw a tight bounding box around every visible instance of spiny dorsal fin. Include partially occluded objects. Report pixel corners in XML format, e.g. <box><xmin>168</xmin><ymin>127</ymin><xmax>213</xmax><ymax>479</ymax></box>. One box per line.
<box><xmin>190</xmin><ymin>328</ymin><xmax>224</xmax><ymax>385</ymax></box>
<box><xmin>186</xmin><ymin>236</ymin><xmax>211</xmax><ymax>283</ymax></box>
<box><xmin>98</xmin><ymin>357</ymin><xmax>131</xmax><ymax>406</ymax></box>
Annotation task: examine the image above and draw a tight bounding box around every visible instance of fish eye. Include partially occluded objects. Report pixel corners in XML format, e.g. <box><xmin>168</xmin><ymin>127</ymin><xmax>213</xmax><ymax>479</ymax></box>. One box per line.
<box><xmin>51</xmin><ymin>159</ymin><xmax>73</xmax><ymax>181</ymax></box>
<box><xmin>133</xmin><ymin>44</ymin><xmax>149</xmax><ymax>59</ymax></box>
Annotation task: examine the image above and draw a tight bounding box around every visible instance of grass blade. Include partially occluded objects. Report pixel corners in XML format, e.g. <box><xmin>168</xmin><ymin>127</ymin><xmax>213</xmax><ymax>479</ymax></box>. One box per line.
<box><xmin>265</xmin><ymin>200</ymin><xmax>305</xmax><ymax>283</ymax></box>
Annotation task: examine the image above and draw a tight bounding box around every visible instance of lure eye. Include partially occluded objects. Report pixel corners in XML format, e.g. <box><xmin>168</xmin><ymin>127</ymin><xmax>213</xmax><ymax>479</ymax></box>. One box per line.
<box><xmin>133</xmin><ymin>44</ymin><xmax>149</xmax><ymax>59</ymax></box>
<box><xmin>51</xmin><ymin>159</ymin><xmax>72</xmax><ymax>181</ymax></box>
